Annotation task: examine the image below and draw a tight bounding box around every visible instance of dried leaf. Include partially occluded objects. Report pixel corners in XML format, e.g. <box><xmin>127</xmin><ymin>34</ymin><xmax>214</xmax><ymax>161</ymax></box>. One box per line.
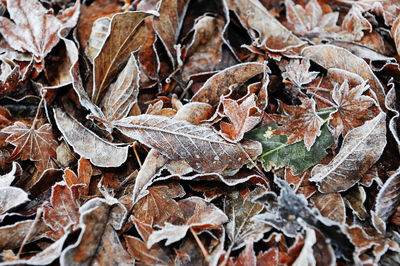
<box><xmin>0</xmin><ymin>161</ymin><xmax>19</xmax><ymax>187</ymax></box>
<box><xmin>0</xmin><ymin>187</ymin><xmax>28</xmax><ymax>216</ymax></box>
<box><xmin>85</xmin><ymin>17</ymin><xmax>110</xmax><ymax>63</ymax></box>
<box><xmin>124</xmin><ymin>234</ymin><xmax>174</xmax><ymax>265</ymax></box>
<box><xmin>385</xmin><ymin>85</ymin><xmax>400</xmax><ymax>153</ymax></box>
<box><xmin>310</xmin><ymin>192</ymin><xmax>345</xmax><ymax>224</ymax></box>
<box><xmin>374</xmin><ymin>167</ymin><xmax>400</xmax><ymax>225</ymax></box>
<box><xmin>225</xmin><ymin>0</ymin><xmax>306</xmax><ymax>52</ymax></box>
<box><xmin>181</xmin><ymin>15</ymin><xmax>225</xmax><ymax>81</ymax></box>
<box><xmin>112</xmin><ymin>114</ymin><xmax>262</xmax><ymax>174</ymax></box>
<box><xmin>310</xmin><ymin>112</ymin><xmax>386</xmax><ymax>193</ymax></box>
<box><xmin>281</xmin><ymin>58</ymin><xmax>319</xmax><ymax>88</ymax></box>
<box><xmin>93</xmin><ymin>10</ymin><xmax>157</xmax><ymax>104</ymax></box>
<box><xmin>60</xmin><ymin>198</ymin><xmax>133</xmax><ymax>265</ymax></box>
<box><xmin>302</xmin><ymin>45</ymin><xmax>386</xmax><ymax>109</ymax></box>
<box><xmin>343</xmin><ymin>185</ymin><xmax>368</xmax><ymax>220</ymax></box>
<box><xmin>63</xmin><ymin>157</ymin><xmax>92</xmax><ymax>195</ymax></box>
<box><xmin>42</xmin><ymin>182</ymin><xmax>81</xmax><ymax>240</ymax></box>
<box><xmin>147</xmin><ymin>197</ymin><xmax>228</xmax><ymax>248</ymax></box>
<box><xmin>54</xmin><ymin>109</ymin><xmax>129</xmax><ymax>168</ymax></box>
<box><xmin>2</xmin><ymin>121</ymin><xmax>58</xmax><ymax>172</ymax></box>
<box><xmin>271</xmin><ymin>98</ymin><xmax>324</xmax><ymax>151</ymax></box>
<box><xmin>0</xmin><ymin>0</ymin><xmax>80</xmax><ymax>61</ymax></box>
<box><xmin>226</xmin><ymin>240</ymin><xmax>256</xmax><ymax>266</ymax></box>
<box><xmin>220</xmin><ymin>94</ymin><xmax>262</xmax><ymax>142</ymax></box>
<box><xmin>192</xmin><ymin>62</ymin><xmax>264</xmax><ymax>106</ymax></box>
<box><xmin>133</xmin><ymin>182</ymin><xmax>185</xmax><ymax>226</ymax></box>
<box><xmin>342</xmin><ymin>5</ymin><xmax>372</xmax><ymax>40</ymax></box>
<box><xmin>224</xmin><ymin>187</ymin><xmax>270</xmax><ymax>250</ymax></box>
<box><xmin>329</xmin><ymin>80</ymin><xmax>379</xmax><ymax>139</ymax></box>
<box><xmin>393</xmin><ymin>15</ymin><xmax>400</xmax><ymax>56</ymax></box>
<box><xmin>285</xmin><ymin>0</ymin><xmax>340</xmax><ymax>37</ymax></box>
<box><xmin>246</xmin><ymin>122</ymin><xmax>333</xmax><ymax>175</ymax></box>
<box><xmin>152</xmin><ymin>0</ymin><xmax>190</xmax><ymax>67</ymax></box>
<box><xmin>100</xmin><ymin>53</ymin><xmax>140</xmax><ymax>121</ymax></box>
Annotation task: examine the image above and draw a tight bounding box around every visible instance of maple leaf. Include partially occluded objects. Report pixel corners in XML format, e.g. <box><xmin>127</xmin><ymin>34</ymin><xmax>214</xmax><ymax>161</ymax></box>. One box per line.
<box><xmin>281</xmin><ymin>58</ymin><xmax>319</xmax><ymax>88</ymax></box>
<box><xmin>271</xmin><ymin>98</ymin><xmax>324</xmax><ymax>151</ymax></box>
<box><xmin>284</xmin><ymin>0</ymin><xmax>340</xmax><ymax>37</ymax></box>
<box><xmin>2</xmin><ymin>121</ymin><xmax>58</xmax><ymax>171</ymax></box>
<box><xmin>220</xmin><ymin>94</ymin><xmax>262</xmax><ymax>142</ymax></box>
<box><xmin>329</xmin><ymin>80</ymin><xmax>379</xmax><ymax>139</ymax></box>
<box><xmin>341</xmin><ymin>5</ymin><xmax>372</xmax><ymax>40</ymax></box>
<box><xmin>0</xmin><ymin>0</ymin><xmax>80</xmax><ymax>63</ymax></box>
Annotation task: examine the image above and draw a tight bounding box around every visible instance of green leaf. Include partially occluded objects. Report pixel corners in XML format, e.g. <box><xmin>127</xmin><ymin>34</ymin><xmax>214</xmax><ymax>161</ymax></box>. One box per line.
<box><xmin>245</xmin><ymin>122</ymin><xmax>333</xmax><ymax>175</ymax></box>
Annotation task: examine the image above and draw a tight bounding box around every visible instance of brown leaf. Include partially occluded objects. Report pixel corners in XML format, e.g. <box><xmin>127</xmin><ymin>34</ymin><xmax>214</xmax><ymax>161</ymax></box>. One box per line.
<box><xmin>112</xmin><ymin>114</ymin><xmax>262</xmax><ymax>174</ymax></box>
<box><xmin>220</xmin><ymin>93</ymin><xmax>262</xmax><ymax>142</ymax></box>
<box><xmin>2</xmin><ymin>121</ymin><xmax>58</xmax><ymax>172</ymax></box>
<box><xmin>310</xmin><ymin>112</ymin><xmax>386</xmax><ymax>193</ymax></box>
<box><xmin>93</xmin><ymin>10</ymin><xmax>156</xmax><ymax>104</ymax></box>
<box><xmin>329</xmin><ymin>80</ymin><xmax>379</xmax><ymax>139</ymax></box>
<box><xmin>77</xmin><ymin>0</ymin><xmax>123</xmax><ymax>51</ymax></box>
<box><xmin>0</xmin><ymin>0</ymin><xmax>80</xmax><ymax>61</ymax></box>
<box><xmin>343</xmin><ymin>185</ymin><xmax>368</xmax><ymax>220</ymax></box>
<box><xmin>0</xmin><ymin>187</ymin><xmax>29</xmax><ymax>216</ymax></box>
<box><xmin>271</xmin><ymin>98</ymin><xmax>324</xmax><ymax>151</ymax></box>
<box><xmin>310</xmin><ymin>192</ymin><xmax>345</xmax><ymax>224</ymax></box>
<box><xmin>302</xmin><ymin>44</ymin><xmax>387</xmax><ymax>109</ymax></box>
<box><xmin>256</xmin><ymin>248</ymin><xmax>278</xmax><ymax>265</ymax></box>
<box><xmin>226</xmin><ymin>240</ymin><xmax>256</xmax><ymax>266</ymax></box>
<box><xmin>84</xmin><ymin>17</ymin><xmax>111</xmax><ymax>63</ymax></box>
<box><xmin>224</xmin><ymin>187</ymin><xmax>270</xmax><ymax>251</ymax></box>
<box><xmin>147</xmin><ymin>197</ymin><xmax>228</xmax><ymax>248</ymax></box>
<box><xmin>152</xmin><ymin>0</ymin><xmax>190</xmax><ymax>67</ymax></box>
<box><xmin>225</xmin><ymin>0</ymin><xmax>306</xmax><ymax>53</ymax></box>
<box><xmin>63</xmin><ymin>157</ymin><xmax>92</xmax><ymax>196</ymax></box>
<box><xmin>385</xmin><ymin>85</ymin><xmax>400</xmax><ymax>153</ymax></box>
<box><xmin>133</xmin><ymin>182</ymin><xmax>185</xmax><ymax>227</ymax></box>
<box><xmin>60</xmin><ymin>198</ymin><xmax>133</xmax><ymax>265</ymax></box>
<box><xmin>124</xmin><ymin>234</ymin><xmax>174</xmax><ymax>265</ymax></box>
<box><xmin>281</xmin><ymin>58</ymin><xmax>319</xmax><ymax>88</ymax></box>
<box><xmin>285</xmin><ymin>0</ymin><xmax>340</xmax><ymax>37</ymax></box>
<box><xmin>99</xmin><ymin>53</ymin><xmax>140</xmax><ymax>122</ymax></box>
<box><xmin>42</xmin><ymin>182</ymin><xmax>81</xmax><ymax>240</ymax></box>
<box><xmin>54</xmin><ymin>109</ymin><xmax>129</xmax><ymax>168</ymax></box>
<box><xmin>192</xmin><ymin>62</ymin><xmax>264</xmax><ymax>106</ymax></box>
<box><xmin>374</xmin><ymin>167</ymin><xmax>400</xmax><ymax>226</ymax></box>
<box><xmin>181</xmin><ymin>15</ymin><xmax>225</xmax><ymax>81</ymax></box>
<box><xmin>0</xmin><ymin>219</ymin><xmax>49</xmax><ymax>250</ymax></box>
<box><xmin>342</xmin><ymin>5</ymin><xmax>372</xmax><ymax>40</ymax></box>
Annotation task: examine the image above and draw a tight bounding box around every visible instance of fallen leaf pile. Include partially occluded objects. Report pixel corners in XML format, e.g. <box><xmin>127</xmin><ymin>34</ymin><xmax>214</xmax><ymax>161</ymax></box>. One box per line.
<box><xmin>0</xmin><ymin>0</ymin><xmax>400</xmax><ymax>265</ymax></box>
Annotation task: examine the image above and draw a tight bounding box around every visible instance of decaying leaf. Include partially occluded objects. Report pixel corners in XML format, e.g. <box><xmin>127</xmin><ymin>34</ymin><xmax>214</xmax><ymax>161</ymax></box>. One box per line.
<box><xmin>112</xmin><ymin>114</ymin><xmax>262</xmax><ymax>174</ymax></box>
<box><xmin>0</xmin><ymin>187</ymin><xmax>28</xmax><ymax>216</ymax></box>
<box><xmin>54</xmin><ymin>109</ymin><xmax>129</xmax><ymax>168</ymax></box>
<box><xmin>152</xmin><ymin>0</ymin><xmax>190</xmax><ymax>67</ymax></box>
<box><xmin>329</xmin><ymin>80</ymin><xmax>379</xmax><ymax>139</ymax></box>
<box><xmin>0</xmin><ymin>0</ymin><xmax>80</xmax><ymax>62</ymax></box>
<box><xmin>302</xmin><ymin>45</ymin><xmax>387</xmax><ymax>108</ymax></box>
<box><xmin>271</xmin><ymin>98</ymin><xmax>324</xmax><ymax>151</ymax></box>
<box><xmin>220</xmin><ymin>93</ymin><xmax>261</xmax><ymax>142</ymax></box>
<box><xmin>191</xmin><ymin>62</ymin><xmax>264</xmax><ymax>106</ymax></box>
<box><xmin>100</xmin><ymin>53</ymin><xmax>140</xmax><ymax>122</ymax></box>
<box><xmin>42</xmin><ymin>182</ymin><xmax>81</xmax><ymax>240</ymax></box>
<box><xmin>2</xmin><ymin>121</ymin><xmax>58</xmax><ymax>172</ymax></box>
<box><xmin>147</xmin><ymin>197</ymin><xmax>228</xmax><ymax>248</ymax></box>
<box><xmin>311</xmin><ymin>112</ymin><xmax>386</xmax><ymax>193</ymax></box>
<box><xmin>93</xmin><ymin>10</ymin><xmax>157</xmax><ymax>104</ymax></box>
<box><xmin>310</xmin><ymin>192</ymin><xmax>345</xmax><ymax>224</ymax></box>
<box><xmin>246</xmin><ymin>122</ymin><xmax>333</xmax><ymax>175</ymax></box>
<box><xmin>373</xmin><ymin>167</ymin><xmax>400</xmax><ymax>228</ymax></box>
<box><xmin>281</xmin><ymin>58</ymin><xmax>319</xmax><ymax>88</ymax></box>
<box><xmin>224</xmin><ymin>187</ymin><xmax>270</xmax><ymax>251</ymax></box>
<box><xmin>343</xmin><ymin>185</ymin><xmax>368</xmax><ymax>221</ymax></box>
<box><xmin>60</xmin><ymin>198</ymin><xmax>133</xmax><ymax>265</ymax></box>
<box><xmin>85</xmin><ymin>17</ymin><xmax>111</xmax><ymax>63</ymax></box>
<box><xmin>225</xmin><ymin>0</ymin><xmax>306</xmax><ymax>53</ymax></box>
<box><xmin>385</xmin><ymin>85</ymin><xmax>400</xmax><ymax>153</ymax></box>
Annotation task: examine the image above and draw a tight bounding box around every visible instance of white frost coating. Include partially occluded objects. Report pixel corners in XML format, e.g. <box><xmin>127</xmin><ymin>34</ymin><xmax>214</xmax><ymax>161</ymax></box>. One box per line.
<box><xmin>0</xmin><ymin>162</ymin><xmax>19</xmax><ymax>187</ymax></box>
<box><xmin>85</xmin><ymin>17</ymin><xmax>111</xmax><ymax>63</ymax></box>
<box><xmin>385</xmin><ymin>86</ymin><xmax>400</xmax><ymax>153</ymax></box>
<box><xmin>53</xmin><ymin>108</ymin><xmax>128</xmax><ymax>168</ymax></box>
<box><xmin>311</xmin><ymin>112</ymin><xmax>386</xmax><ymax>193</ymax></box>
<box><xmin>0</xmin><ymin>187</ymin><xmax>29</xmax><ymax>215</ymax></box>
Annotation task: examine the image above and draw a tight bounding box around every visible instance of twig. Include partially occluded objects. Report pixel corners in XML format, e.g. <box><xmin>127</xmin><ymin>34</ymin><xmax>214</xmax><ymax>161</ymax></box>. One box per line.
<box><xmin>189</xmin><ymin>227</ymin><xmax>209</xmax><ymax>262</ymax></box>
<box><xmin>17</xmin><ymin>208</ymin><xmax>43</xmax><ymax>258</ymax></box>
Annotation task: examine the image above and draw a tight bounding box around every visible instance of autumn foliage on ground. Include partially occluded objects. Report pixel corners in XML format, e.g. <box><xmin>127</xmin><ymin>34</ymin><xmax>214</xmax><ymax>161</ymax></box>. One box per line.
<box><xmin>0</xmin><ymin>0</ymin><xmax>400</xmax><ymax>264</ymax></box>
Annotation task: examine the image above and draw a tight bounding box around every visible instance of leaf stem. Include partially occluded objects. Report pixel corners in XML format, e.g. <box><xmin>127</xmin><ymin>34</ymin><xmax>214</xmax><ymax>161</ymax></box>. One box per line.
<box><xmin>31</xmin><ymin>89</ymin><xmax>47</xmax><ymax>130</ymax></box>
<box><xmin>190</xmin><ymin>227</ymin><xmax>209</xmax><ymax>262</ymax></box>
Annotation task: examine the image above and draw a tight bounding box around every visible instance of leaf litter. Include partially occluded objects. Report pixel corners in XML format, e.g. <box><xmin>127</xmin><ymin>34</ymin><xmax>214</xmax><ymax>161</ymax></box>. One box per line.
<box><xmin>0</xmin><ymin>0</ymin><xmax>400</xmax><ymax>265</ymax></box>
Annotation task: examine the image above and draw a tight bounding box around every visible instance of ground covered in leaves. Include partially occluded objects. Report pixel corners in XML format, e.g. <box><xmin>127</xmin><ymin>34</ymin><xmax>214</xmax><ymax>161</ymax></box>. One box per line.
<box><xmin>0</xmin><ymin>0</ymin><xmax>400</xmax><ymax>265</ymax></box>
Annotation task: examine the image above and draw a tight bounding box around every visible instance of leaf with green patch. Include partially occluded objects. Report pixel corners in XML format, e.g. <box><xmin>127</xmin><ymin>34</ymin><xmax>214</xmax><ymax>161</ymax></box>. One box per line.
<box><xmin>246</xmin><ymin>122</ymin><xmax>333</xmax><ymax>175</ymax></box>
